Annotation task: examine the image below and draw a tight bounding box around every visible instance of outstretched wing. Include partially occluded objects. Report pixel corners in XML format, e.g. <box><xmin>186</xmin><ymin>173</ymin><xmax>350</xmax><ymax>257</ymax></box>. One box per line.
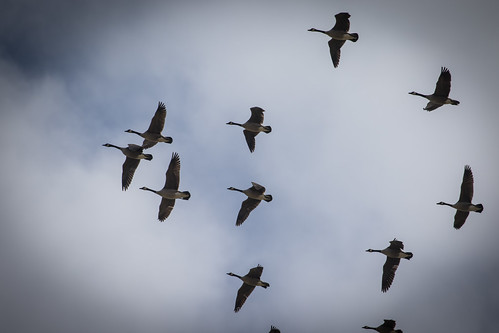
<box><xmin>389</xmin><ymin>239</ymin><xmax>404</xmax><ymax>250</ymax></box>
<box><xmin>332</xmin><ymin>12</ymin><xmax>351</xmax><ymax>32</ymax></box>
<box><xmin>236</xmin><ymin>198</ymin><xmax>261</xmax><ymax>226</ymax></box>
<box><xmin>248</xmin><ymin>107</ymin><xmax>265</xmax><ymax>124</ymax></box>
<box><xmin>382</xmin><ymin>257</ymin><xmax>400</xmax><ymax>292</ymax></box>
<box><xmin>234</xmin><ymin>283</ymin><xmax>256</xmax><ymax>312</ymax></box>
<box><xmin>454</xmin><ymin>210</ymin><xmax>470</xmax><ymax>230</ymax></box>
<box><xmin>158</xmin><ymin>198</ymin><xmax>176</xmax><ymax>221</ymax></box>
<box><xmin>328</xmin><ymin>39</ymin><xmax>345</xmax><ymax>68</ymax></box>
<box><xmin>381</xmin><ymin>320</ymin><xmax>397</xmax><ymax>330</ymax></box>
<box><xmin>146</xmin><ymin>101</ymin><xmax>166</xmax><ymax>134</ymax></box>
<box><xmin>424</xmin><ymin>101</ymin><xmax>442</xmax><ymax>112</ymax></box>
<box><xmin>247</xmin><ymin>265</ymin><xmax>264</xmax><ymax>279</ymax></box>
<box><xmin>458</xmin><ymin>165</ymin><xmax>474</xmax><ymax>203</ymax></box>
<box><xmin>165</xmin><ymin>152</ymin><xmax>181</xmax><ymax>190</ymax></box>
<box><xmin>121</xmin><ymin>157</ymin><xmax>140</xmax><ymax>191</ymax></box>
<box><xmin>433</xmin><ymin>67</ymin><xmax>451</xmax><ymax>97</ymax></box>
<box><xmin>243</xmin><ymin>130</ymin><xmax>258</xmax><ymax>152</ymax></box>
<box><xmin>142</xmin><ymin>139</ymin><xmax>158</xmax><ymax>149</ymax></box>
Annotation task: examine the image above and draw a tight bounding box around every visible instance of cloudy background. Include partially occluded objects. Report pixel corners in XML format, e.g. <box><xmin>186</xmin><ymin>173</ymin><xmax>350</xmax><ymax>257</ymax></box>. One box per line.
<box><xmin>1</xmin><ymin>0</ymin><xmax>498</xmax><ymax>332</ymax></box>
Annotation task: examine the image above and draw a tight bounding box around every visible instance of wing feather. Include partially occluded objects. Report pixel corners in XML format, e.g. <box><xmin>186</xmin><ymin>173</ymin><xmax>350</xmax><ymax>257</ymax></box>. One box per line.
<box><xmin>146</xmin><ymin>102</ymin><xmax>166</xmax><ymax>134</ymax></box>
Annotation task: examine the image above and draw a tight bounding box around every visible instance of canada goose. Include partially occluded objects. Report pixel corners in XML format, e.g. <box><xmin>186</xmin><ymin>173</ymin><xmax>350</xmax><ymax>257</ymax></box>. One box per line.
<box><xmin>102</xmin><ymin>143</ymin><xmax>153</xmax><ymax>191</ymax></box>
<box><xmin>366</xmin><ymin>239</ymin><xmax>413</xmax><ymax>292</ymax></box>
<box><xmin>227</xmin><ymin>182</ymin><xmax>273</xmax><ymax>226</ymax></box>
<box><xmin>125</xmin><ymin>101</ymin><xmax>173</xmax><ymax>149</ymax></box>
<box><xmin>269</xmin><ymin>325</ymin><xmax>281</xmax><ymax>333</ymax></box>
<box><xmin>362</xmin><ymin>319</ymin><xmax>403</xmax><ymax>333</ymax></box>
<box><xmin>227</xmin><ymin>265</ymin><xmax>270</xmax><ymax>312</ymax></box>
<box><xmin>308</xmin><ymin>12</ymin><xmax>359</xmax><ymax>68</ymax></box>
<box><xmin>140</xmin><ymin>152</ymin><xmax>190</xmax><ymax>221</ymax></box>
<box><xmin>409</xmin><ymin>67</ymin><xmax>460</xmax><ymax>111</ymax></box>
<box><xmin>226</xmin><ymin>107</ymin><xmax>271</xmax><ymax>153</ymax></box>
<box><xmin>437</xmin><ymin>165</ymin><xmax>483</xmax><ymax>229</ymax></box>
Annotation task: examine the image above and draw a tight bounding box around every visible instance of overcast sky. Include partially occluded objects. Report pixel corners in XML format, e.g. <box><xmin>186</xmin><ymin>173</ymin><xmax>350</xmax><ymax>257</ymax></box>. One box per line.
<box><xmin>1</xmin><ymin>0</ymin><xmax>499</xmax><ymax>332</ymax></box>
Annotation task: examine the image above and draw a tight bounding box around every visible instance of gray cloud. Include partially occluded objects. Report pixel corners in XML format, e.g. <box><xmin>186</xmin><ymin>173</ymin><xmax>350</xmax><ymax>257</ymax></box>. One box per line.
<box><xmin>1</xmin><ymin>1</ymin><xmax>498</xmax><ymax>332</ymax></box>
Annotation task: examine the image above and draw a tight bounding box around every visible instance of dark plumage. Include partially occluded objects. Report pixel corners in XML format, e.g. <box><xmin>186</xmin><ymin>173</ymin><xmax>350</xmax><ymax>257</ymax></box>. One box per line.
<box><xmin>308</xmin><ymin>12</ymin><xmax>359</xmax><ymax>68</ymax></box>
<box><xmin>363</xmin><ymin>319</ymin><xmax>403</xmax><ymax>333</ymax></box>
<box><xmin>437</xmin><ymin>165</ymin><xmax>483</xmax><ymax>229</ymax></box>
<box><xmin>140</xmin><ymin>152</ymin><xmax>190</xmax><ymax>221</ymax></box>
<box><xmin>125</xmin><ymin>101</ymin><xmax>173</xmax><ymax>148</ymax></box>
<box><xmin>102</xmin><ymin>143</ymin><xmax>153</xmax><ymax>191</ymax></box>
<box><xmin>227</xmin><ymin>107</ymin><xmax>271</xmax><ymax>152</ymax></box>
<box><xmin>227</xmin><ymin>182</ymin><xmax>273</xmax><ymax>226</ymax></box>
<box><xmin>366</xmin><ymin>239</ymin><xmax>413</xmax><ymax>292</ymax></box>
<box><xmin>409</xmin><ymin>67</ymin><xmax>460</xmax><ymax>111</ymax></box>
<box><xmin>227</xmin><ymin>265</ymin><xmax>270</xmax><ymax>313</ymax></box>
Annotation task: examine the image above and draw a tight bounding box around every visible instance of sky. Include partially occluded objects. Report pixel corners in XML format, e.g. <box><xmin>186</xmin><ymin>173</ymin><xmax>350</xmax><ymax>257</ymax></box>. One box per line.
<box><xmin>1</xmin><ymin>0</ymin><xmax>499</xmax><ymax>332</ymax></box>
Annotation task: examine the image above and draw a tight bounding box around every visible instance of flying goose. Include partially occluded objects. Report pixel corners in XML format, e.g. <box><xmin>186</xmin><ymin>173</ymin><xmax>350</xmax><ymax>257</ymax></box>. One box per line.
<box><xmin>308</xmin><ymin>12</ymin><xmax>359</xmax><ymax>68</ymax></box>
<box><xmin>362</xmin><ymin>319</ymin><xmax>403</xmax><ymax>333</ymax></box>
<box><xmin>269</xmin><ymin>325</ymin><xmax>281</xmax><ymax>333</ymax></box>
<box><xmin>366</xmin><ymin>239</ymin><xmax>413</xmax><ymax>292</ymax></box>
<box><xmin>125</xmin><ymin>101</ymin><xmax>173</xmax><ymax>149</ymax></box>
<box><xmin>102</xmin><ymin>143</ymin><xmax>152</xmax><ymax>191</ymax></box>
<box><xmin>140</xmin><ymin>152</ymin><xmax>190</xmax><ymax>221</ymax></box>
<box><xmin>227</xmin><ymin>182</ymin><xmax>273</xmax><ymax>226</ymax></box>
<box><xmin>437</xmin><ymin>165</ymin><xmax>483</xmax><ymax>229</ymax></box>
<box><xmin>227</xmin><ymin>265</ymin><xmax>270</xmax><ymax>312</ymax></box>
<box><xmin>409</xmin><ymin>67</ymin><xmax>460</xmax><ymax>111</ymax></box>
<box><xmin>226</xmin><ymin>107</ymin><xmax>271</xmax><ymax>153</ymax></box>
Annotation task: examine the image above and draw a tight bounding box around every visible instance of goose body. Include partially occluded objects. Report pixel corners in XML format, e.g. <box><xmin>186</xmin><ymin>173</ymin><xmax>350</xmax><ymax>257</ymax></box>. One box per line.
<box><xmin>140</xmin><ymin>152</ymin><xmax>190</xmax><ymax>221</ymax></box>
<box><xmin>227</xmin><ymin>265</ymin><xmax>269</xmax><ymax>312</ymax></box>
<box><xmin>227</xmin><ymin>182</ymin><xmax>273</xmax><ymax>226</ymax></box>
<box><xmin>366</xmin><ymin>239</ymin><xmax>413</xmax><ymax>292</ymax></box>
<box><xmin>363</xmin><ymin>319</ymin><xmax>403</xmax><ymax>333</ymax></box>
<box><xmin>308</xmin><ymin>12</ymin><xmax>359</xmax><ymax>68</ymax></box>
<box><xmin>226</xmin><ymin>107</ymin><xmax>271</xmax><ymax>153</ymax></box>
<box><xmin>437</xmin><ymin>165</ymin><xmax>483</xmax><ymax>229</ymax></box>
<box><xmin>102</xmin><ymin>143</ymin><xmax>153</xmax><ymax>191</ymax></box>
<box><xmin>409</xmin><ymin>67</ymin><xmax>460</xmax><ymax>111</ymax></box>
<box><xmin>125</xmin><ymin>101</ymin><xmax>173</xmax><ymax>148</ymax></box>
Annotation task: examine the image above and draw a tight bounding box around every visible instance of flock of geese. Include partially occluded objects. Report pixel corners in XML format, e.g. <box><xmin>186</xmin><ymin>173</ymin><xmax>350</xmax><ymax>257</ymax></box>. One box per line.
<box><xmin>102</xmin><ymin>11</ymin><xmax>485</xmax><ymax>333</ymax></box>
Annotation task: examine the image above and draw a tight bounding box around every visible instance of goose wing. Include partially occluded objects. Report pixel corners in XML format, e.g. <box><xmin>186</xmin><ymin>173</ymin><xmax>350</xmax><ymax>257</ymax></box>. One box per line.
<box><xmin>234</xmin><ymin>282</ymin><xmax>256</xmax><ymax>312</ymax></box>
<box><xmin>389</xmin><ymin>239</ymin><xmax>404</xmax><ymax>250</ymax></box>
<box><xmin>248</xmin><ymin>107</ymin><xmax>265</xmax><ymax>124</ymax></box>
<box><xmin>382</xmin><ymin>257</ymin><xmax>400</xmax><ymax>292</ymax></box>
<box><xmin>250</xmin><ymin>182</ymin><xmax>266</xmax><ymax>194</ymax></box>
<box><xmin>146</xmin><ymin>102</ymin><xmax>166</xmax><ymax>134</ymax></box>
<box><xmin>454</xmin><ymin>210</ymin><xmax>470</xmax><ymax>230</ymax></box>
<box><xmin>381</xmin><ymin>320</ymin><xmax>397</xmax><ymax>330</ymax></box>
<box><xmin>236</xmin><ymin>198</ymin><xmax>261</xmax><ymax>226</ymax></box>
<box><xmin>164</xmin><ymin>152</ymin><xmax>181</xmax><ymax>190</ymax></box>
<box><xmin>122</xmin><ymin>157</ymin><xmax>140</xmax><ymax>191</ymax></box>
<box><xmin>158</xmin><ymin>198</ymin><xmax>176</xmax><ymax>221</ymax></box>
<box><xmin>247</xmin><ymin>265</ymin><xmax>264</xmax><ymax>279</ymax></box>
<box><xmin>424</xmin><ymin>101</ymin><xmax>443</xmax><ymax>112</ymax></box>
<box><xmin>459</xmin><ymin>165</ymin><xmax>474</xmax><ymax>203</ymax></box>
<box><xmin>332</xmin><ymin>12</ymin><xmax>351</xmax><ymax>31</ymax></box>
<box><xmin>127</xmin><ymin>143</ymin><xmax>144</xmax><ymax>152</ymax></box>
<box><xmin>142</xmin><ymin>139</ymin><xmax>158</xmax><ymax>149</ymax></box>
<box><xmin>433</xmin><ymin>67</ymin><xmax>452</xmax><ymax>97</ymax></box>
<box><xmin>243</xmin><ymin>129</ymin><xmax>258</xmax><ymax>152</ymax></box>
<box><xmin>328</xmin><ymin>39</ymin><xmax>345</xmax><ymax>68</ymax></box>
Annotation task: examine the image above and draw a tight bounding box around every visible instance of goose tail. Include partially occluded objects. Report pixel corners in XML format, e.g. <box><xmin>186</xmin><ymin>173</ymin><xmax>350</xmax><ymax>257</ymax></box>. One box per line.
<box><xmin>182</xmin><ymin>191</ymin><xmax>191</xmax><ymax>200</ymax></box>
<box><xmin>476</xmin><ymin>204</ymin><xmax>484</xmax><ymax>213</ymax></box>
